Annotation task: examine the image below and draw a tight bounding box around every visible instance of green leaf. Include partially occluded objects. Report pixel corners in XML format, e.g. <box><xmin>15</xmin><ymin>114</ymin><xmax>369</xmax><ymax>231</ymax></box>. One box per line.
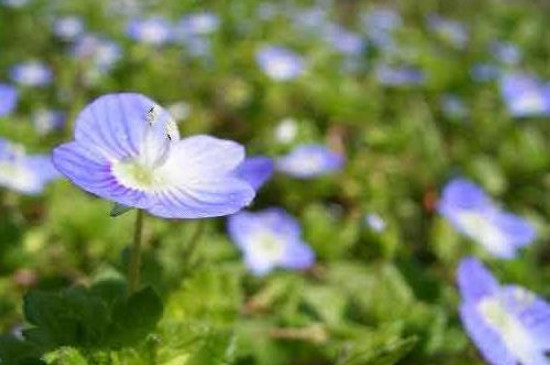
<box><xmin>107</xmin><ymin>287</ymin><xmax>164</xmax><ymax>348</ymax></box>
<box><xmin>43</xmin><ymin>347</ymin><xmax>88</xmax><ymax>365</ymax></box>
<box><xmin>337</xmin><ymin>336</ymin><xmax>418</xmax><ymax>365</ymax></box>
<box><xmin>23</xmin><ymin>287</ymin><xmax>110</xmax><ymax>351</ymax></box>
<box><xmin>0</xmin><ymin>335</ymin><xmax>45</xmax><ymax>365</ymax></box>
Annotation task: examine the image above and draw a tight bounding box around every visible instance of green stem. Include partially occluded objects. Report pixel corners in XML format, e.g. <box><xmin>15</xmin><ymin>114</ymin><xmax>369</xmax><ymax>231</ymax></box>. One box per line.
<box><xmin>128</xmin><ymin>209</ymin><xmax>144</xmax><ymax>294</ymax></box>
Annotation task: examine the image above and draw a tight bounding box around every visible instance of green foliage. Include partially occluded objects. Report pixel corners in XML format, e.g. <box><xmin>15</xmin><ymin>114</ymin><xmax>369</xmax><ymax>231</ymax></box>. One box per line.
<box><xmin>18</xmin><ymin>281</ymin><xmax>163</xmax><ymax>360</ymax></box>
<box><xmin>2</xmin><ymin>0</ymin><xmax>550</xmax><ymax>363</ymax></box>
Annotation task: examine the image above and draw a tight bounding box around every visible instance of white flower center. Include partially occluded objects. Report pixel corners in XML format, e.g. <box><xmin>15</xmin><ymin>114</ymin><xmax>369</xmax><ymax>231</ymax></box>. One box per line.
<box><xmin>249</xmin><ymin>232</ymin><xmax>285</xmax><ymax>263</ymax></box>
<box><xmin>478</xmin><ymin>293</ymin><xmax>544</xmax><ymax>364</ymax></box>
<box><xmin>455</xmin><ymin>212</ymin><xmax>507</xmax><ymax>255</ymax></box>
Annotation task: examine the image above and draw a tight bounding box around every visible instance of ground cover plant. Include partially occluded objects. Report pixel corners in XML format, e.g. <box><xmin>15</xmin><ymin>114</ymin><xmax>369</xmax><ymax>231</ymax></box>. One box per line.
<box><xmin>1</xmin><ymin>0</ymin><xmax>550</xmax><ymax>364</ymax></box>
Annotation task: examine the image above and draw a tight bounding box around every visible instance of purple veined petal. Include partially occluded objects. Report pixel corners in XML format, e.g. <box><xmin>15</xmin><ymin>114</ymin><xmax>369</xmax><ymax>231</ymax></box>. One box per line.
<box><xmin>53</xmin><ymin>142</ymin><xmax>152</xmax><ymax>209</ymax></box>
<box><xmin>275</xmin><ymin>144</ymin><xmax>344</xmax><ymax>179</ymax></box>
<box><xmin>157</xmin><ymin>135</ymin><xmax>245</xmax><ymax>181</ymax></box>
<box><xmin>235</xmin><ymin>156</ymin><xmax>274</xmax><ymax>190</ymax></box>
<box><xmin>457</xmin><ymin>257</ymin><xmax>499</xmax><ymax>303</ymax></box>
<box><xmin>74</xmin><ymin>93</ymin><xmax>178</xmax><ymax>162</ymax></box>
<box><xmin>147</xmin><ymin>176</ymin><xmax>255</xmax><ymax>219</ymax></box>
<box><xmin>0</xmin><ymin>83</ymin><xmax>18</xmax><ymax>117</ymax></box>
<box><xmin>500</xmin><ymin>285</ymin><xmax>550</xmax><ymax>351</ymax></box>
<box><xmin>459</xmin><ymin>302</ymin><xmax>516</xmax><ymax>365</ymax></box>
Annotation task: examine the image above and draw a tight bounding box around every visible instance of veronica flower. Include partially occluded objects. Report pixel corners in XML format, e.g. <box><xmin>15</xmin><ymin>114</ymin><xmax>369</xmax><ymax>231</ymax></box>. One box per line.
<box><xmin>53</xmin><ymin>16</ymin><xmax>84</xmax><ymax>41</ymax></box>
<box><xmin>427</xmin><ymin>15</ymin><xmax>468</xmax><ymax>48</ymax></box>
<box><xmin>0</xmin><ymin>83</ymin><xmax>18</xmax><ymax>117</ymax></box>
<box><xmin>127</xmin><ymin>17</ymin><xmax>173</xmax><ymax>46</ymax></box>
<box><xmin>375</xmin><ymin>64</ymin><xmax>425</xmax><ymax>86</ymax></box>
<box><xmin>323</xmin><ymin>24</ymin><xmax>365</xmax><ymax>56</ymax></box>
<box><xmin>72</xmin><ymin>34</ymin><xmax>122</xmax><ymax>71</ymax></box>
<box><xmin>10</xmin><ymin>61</ymin><xmax>52</xmax><ymax>87</ymax></box>
<box><xmin>0</xmin><ymin>138</ymin><xmax>59</xmax><ymax>194</ymax></box>
<box><xmin>178</xmin><ymin>12</ymin><xmax>219</xmax><ymax>37</ymax></box>
<box><xmin>0</xmin><ymin>0</ymin><xmax>28</xmax><ymax>8</ymax></box>
<box><xmin>470</xmin><ymin>63</ymin><xmax>500</xmax><ymax>82</ymax></box>
<box><xmin>274</xmin><ymin>118</ymin><xmax>298</xmax><ymax>144</ymax></box>
<box><xmin>256</xmin><ymin>46</ymin><xmax>305</xmax><ymax>81</ymax></box>
<box><xmin>438</xmin><ymin>178</ymin><xmax>535</xmax><ymax>259</ymax></box>
<box><xmin>441</xmin><ymin>94</ymin><xmax>467</xmax><ymax>119</ymax></box>
<box><xmin>53</xmin><ymin>93</ymin><xmax>265</xmax><ymax>219</ymax></box>
<box><xmin>491</xmin><ymin>41</ymin><xmax>522</xmax><ymax>66</ymax></box>
<box><xmin>500</xmin><ymin>73</ymin><xmax>550</xmax><ymax>117</ymax></box>
<box><xmin>235</xmin><ymin>156</ymin><xmax>274</xmax><ymax>191</ymax></box>
<box><xmin>365</xmin><ymin>213</ymin><xmax>386</xmax><ymax>232</ymax></box>
<box><xmin>361</xmin><ymin>7</ymin><xmax>402</xmax><ymax>48</ymax></box>
<box><xmin>276</xmin><ymin>144</ymin><xmax>344</xmax><ymax>179</ymax></box>
<box><xmin>457</xmin><ymin>257</ymin><xmax>550</xmax><ymax>365</ymax></box>
<box><xmin>32</xmin><ymin>109</ymin><xmax>65</xmax><ymax>135</ymax></box>
<box><xmin>227</xmin><ymin>208</ymin><xmax>315</xmax><ymax>275</ymax></box>
<box><xmin>291</xmin><ymin>6</ymin><xmax>329</xmax><ymax>35</ymax></box>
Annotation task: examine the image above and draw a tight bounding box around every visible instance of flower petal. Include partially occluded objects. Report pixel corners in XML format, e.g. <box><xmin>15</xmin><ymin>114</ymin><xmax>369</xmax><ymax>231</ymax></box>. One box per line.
<box><xmin>235</xmin><ymin>156</ymin><xmax>274</xmax><ymax>190</ymax></box>
<box><xmin>459</xmin><ymin>302</ymin><xmax>516</xmax><ymax>365</ymax></box>
<box><xmin>158</xmin><ymin>135</ymin><xmax>245</xmax><ymax>181</ymax></box>
<box><xmin>147</xmin><ymin>177</ymin><xmax>254</xmax><ymax>218</ymax></box>
<box><xmin>53</xmin><ymin>142</ymin><xmax>151</xmax><ymax>208</ymax></box>
<box><xmin>501</xmin><ymin>285</ymin><xmax>550</xmax><ymax>351</ymax></box>
<box><xmin>457</xmin><ymin>257</ymin><xmax>499</xmax><ymax>303</ymax></box>
<box><xmin>74</xmin><ymin>93</ymin><xmax>178</xmax><ymax>161</ymax></box>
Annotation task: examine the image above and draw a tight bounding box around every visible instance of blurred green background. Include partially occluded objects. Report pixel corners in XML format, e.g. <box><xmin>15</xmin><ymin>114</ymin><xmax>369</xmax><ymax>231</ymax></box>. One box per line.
<box><xmin>1</xmin><ymin>0</ymin><xmax>550</xmax><ymax>364</ymax></box>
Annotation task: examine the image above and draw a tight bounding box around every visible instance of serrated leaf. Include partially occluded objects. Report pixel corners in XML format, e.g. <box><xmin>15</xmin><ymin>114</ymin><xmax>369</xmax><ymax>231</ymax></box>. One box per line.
<box><xmin>0</xmin><ymin>335</ymin><xmax>45</xmax><ymax>365</ymax></box>
<box><xmin>23</xmin><ymin>287</ymin><xmax>110</xmax><ymax>351</ymax></box>
<box><xmin>107</xmin><ymin>287</ymin><xmax>163</xmax><ymax>348</ymax></box>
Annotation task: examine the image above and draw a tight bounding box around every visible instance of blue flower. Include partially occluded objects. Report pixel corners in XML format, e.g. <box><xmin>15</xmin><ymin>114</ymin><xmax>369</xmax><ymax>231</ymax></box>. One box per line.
<box><xmin>53</xmin><ymin>16</ymin><xmax>85</xmax><ymax>41</ymax></box>
<box><xmin>365</xmin><ymin>213</ymin><xmax>386</xmax><ymax>232</ymax></box>
<box><xmin>10</xmin><ymin>61</ymin><xmax>52</xmax><ymax>87</ymax></box>
<box><xmin>0</xmin><ymin>138</ymin><xmax>59</xmax><ymax>194</ymax></box>
<box><xmin>227</xmin><ymin>208</ymin><xmax>315</xmax><ymax>275</ymax></box>
<box><xmin>177</xmin><ymin>12</ymin><xmax>219</xmax><ymax>37</ymax></box>
<box><xmin>276</xmin><ymin>144</ymin><xmax>344</xmax><ymax>179</ymax></box>
<box><xmin>0</xmin><ymin>0</ymin><xmax>28</xmax><ymax>8</ymax></box>
<box><xmin>438</xmin><ymin>178</ymin><xmax>535</xmax><ymax>258</ymax></box>
<box><xmin>53</xmin><ymin>93</ymin><xmax>260</xmax><ymax>219</ymax></box>
<box><xmin>500</xmin><ymin>73</ymin><xmax>550</xmax><ymax>118</ymax></box>
<box><xmin>235</xmin><ymin>156</ymin><xmax>274</xmax><ymax>191</ymax></box>
<box><xmin>127</xmin><ymin>17</ymin><xmax>173</xmax><ymax>46</ymax></box>
<box><xmin>32</xmin><ymin>109</ymin><xmax>65</xmax><ymax>135</ymax></box>
<box><xmin>375</xmin><ymin>64</ymin><xmax>425</xmax><ymax>86</ymax></box>
<box><xmin>256</xmin><ymin>46</ymin><xmax>305</xmax><ymax>81</ymax></box>
<box><xmin>491</xmin><ymin>41</ymin><xmax>522</xmax><ymax>66</ymax></box>
<box><xmin>361</xmin><ymin>7</ymin><xmax>402</xmax><ymax>48</ymax></box>
<box><xmin>0</xmin><ymin>83</ymin><xmax>18</xmax><ymax>117</ymax></box>
<box><xmin>427</xmin><ymin>15</ymin><xmax>468</xmax><ymax>48</ymax></box>
<box><xmin>441</xmin><ymin>94</ymin><xmax>467</xmax><ymax>119</ymax></box>
<box><xmin>72</xmin><ymin>34</ymin><xmax>122</xmax><ymax>71</ymax></box>
<box><xmin>323</xmin><ymin>24</ymin><xmax>365</xmax><ymax>56</ymax></box>
<box><xmin>457</xmin><ymin>257</ymin><xmax>550</xmax><ymax>365</ymax></box>
<box><xmin>470</xmin><ymin>63</ymin><xmax>500</xmax><ymax>82</ymax></box>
